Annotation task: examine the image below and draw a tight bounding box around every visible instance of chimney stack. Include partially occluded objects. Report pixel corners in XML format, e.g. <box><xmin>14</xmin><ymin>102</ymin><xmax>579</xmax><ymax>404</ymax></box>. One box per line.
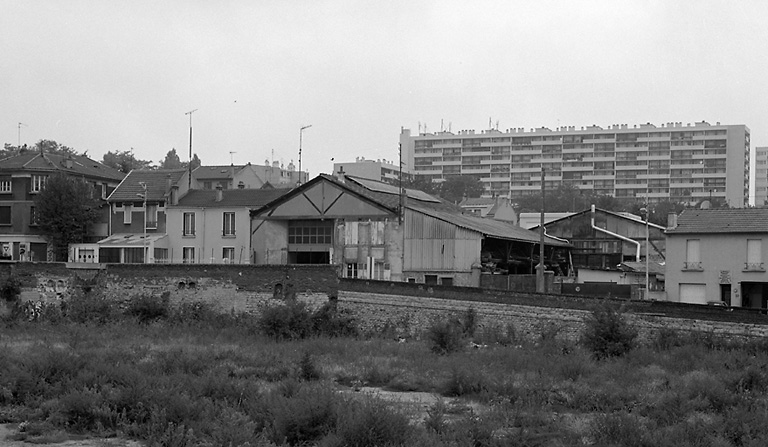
<box><xmin>667</xmin><ymin>212</ymin><xmax>678</xmax><ymax>230</ymax></box>
<box><xmin>170</xmin><ymin>185</ymin><xmax>179</xmax><ymax>206</ymax></box>
<box><xmin>215</xmin><ymin>184</ymin><xmax>223</xmax><ymax>202</ymax></box>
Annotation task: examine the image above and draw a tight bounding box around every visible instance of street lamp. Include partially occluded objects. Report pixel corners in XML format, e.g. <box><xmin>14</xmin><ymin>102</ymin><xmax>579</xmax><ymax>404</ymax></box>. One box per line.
<box><xmin>298</xmin><ymin>125</ymin><xmax>312</xmax><ymax>185</ymax></box>
<box><xmin>137</xmin><ymin>182</ymin><xmax>148</xmax><ymax>264</ymax></box>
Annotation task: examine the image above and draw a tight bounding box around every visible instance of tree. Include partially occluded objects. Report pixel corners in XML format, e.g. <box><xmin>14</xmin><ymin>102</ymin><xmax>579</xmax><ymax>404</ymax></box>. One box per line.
<box><xmin>189</xmin><ymin>153</ymin><xmax>202</xmax><ymax>170</ymax></box>
<box><xmin>439</xmin><ymin>175</ymin><xmax>484</xmax><ymax>203</ymax></box>
<box><xmin>160</xmin><ymin>148</ymin><xmax>183</xmax><ymax>169</ymax></box>
<box><xmin>401</xmin><ymin>175</ymin><xmax>438</xmax><ymax>195</ymax></box>
<box><xmin>34</xmin><ymin>173</ymin><xmax>100</xmax><ymax>261</ymax></box>
<box><xmin>102</xmin><ymin>150</ymin><xmax>154</xmax><ymax>173</ymax></box>
<box><xmin>32</xmin><ymin>139</ymin><xmax>78</xmax><ymax>155</ymax></box>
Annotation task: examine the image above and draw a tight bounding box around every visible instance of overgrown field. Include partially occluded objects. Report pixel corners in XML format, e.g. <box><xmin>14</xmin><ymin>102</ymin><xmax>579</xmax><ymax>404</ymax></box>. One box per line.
<box><xmin>2</xmin><ymin>290</ymin><xmax>768</xmax><ymax>446</ymax></box>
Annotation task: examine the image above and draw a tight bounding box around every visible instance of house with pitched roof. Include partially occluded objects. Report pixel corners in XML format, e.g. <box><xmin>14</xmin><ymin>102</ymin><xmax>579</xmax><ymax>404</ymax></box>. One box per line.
<box><xmin>250</xmin><ymin>174</ymin><xmax>570</xmax><ymax>286</ymax></box>
<box><xmin>73</xmin><ymin>169</ymin><xmax>189</xmax><ymax>263</ymax></box>
<box><xmin>0</xmin><ymin>150</ymin><xmax>124</xmax><ymax>261</ymax></box>
<box><xmin>165</xmin><ymin>186</ymin><xmax>290</xmax><ymax>264</ymax></box>
<box><xmin>192</xmin><ymin>161</ymin><xmax>305</xmax><ymax>190</ymax></box>
<box><xmin>666</xmin><ymin>209</ymin><xmax>768</xmax><ymax>307</ymax></box>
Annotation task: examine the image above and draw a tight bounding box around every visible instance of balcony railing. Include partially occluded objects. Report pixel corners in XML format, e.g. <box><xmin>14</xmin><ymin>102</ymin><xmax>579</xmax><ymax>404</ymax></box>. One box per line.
<box><xmin>744</xmin><ymin>262</ymin><xmax>766</xmax><ymax>272</ymax></box>
<box><xmin>683</xmin><ymin>261</ymin><xmax>703</xmax><ymax>271</ymax></box>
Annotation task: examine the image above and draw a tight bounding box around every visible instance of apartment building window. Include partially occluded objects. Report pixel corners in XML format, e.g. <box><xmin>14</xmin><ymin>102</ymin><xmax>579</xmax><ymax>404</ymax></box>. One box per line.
<box><xmin>182</xmin><ymin>247</ymin><xmax>195</xmax><ymax>264</ymax></box>
<box><xmin>346</xmin><ymin>263</ymin><xmax>359</xmax><ymax>278</ymax></box>
<box><xmin>0</xmin><ymin>206</ymin><xmax>11</xmax><ymax>225</ymax></box>
<box><xmin>745</xmin><ymin>239</ymin><xmax>764</xmax><ymax>271</ymax></box>
<box><xmin>223</xmin><ymin>212</ymin><xmax>235</xmax><ymax>236</ymax></box>
<box><xmin>123</xmin><ymin>204</ymin><xmax>132</xmax><ymax>224</ymax></box>
<box><xmin>183</xmin><ymin>212</ymin><xmax>196</xmax><ymax>236</ymax></box>
<box><xmin>146</xmin><ymin>204</ymin><xmax>158</xmax><ymax>229</ymax></box>
<box><xmin>31</xmin><ymin>174</ymin><xmax>47</xmax><ymax>193</ymax></box>
<box><xmin>684</xmin><ymin>239</ymin><xmax>702</xmax><ymax>270</ymax></box>
<box><xmin>222</xmin><ymin>247</ymin><xmax>235</xmax><ymax>263</ymax></box>
<box><xmin>0</xmin><ymin>178</ymin><xmax>11</xmax><ymax>193</ymax></box>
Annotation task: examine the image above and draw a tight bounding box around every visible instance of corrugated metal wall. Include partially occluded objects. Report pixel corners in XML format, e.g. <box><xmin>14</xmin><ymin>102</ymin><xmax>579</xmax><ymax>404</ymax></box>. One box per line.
<box><xmin>404</xmin><ymin>210</ymin><xmax>481</xmax><ymax>270</ymax></box>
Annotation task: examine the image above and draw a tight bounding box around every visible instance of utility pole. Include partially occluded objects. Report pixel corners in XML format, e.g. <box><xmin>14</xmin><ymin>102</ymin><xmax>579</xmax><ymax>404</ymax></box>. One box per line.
<box><xmin>298</xmin><ymin>125</ymin><xmax>312</xmax><ymax>185</ymax></box>
<box><xmin>185</xmin><ymin>109</ymin><xmax>198</xmax><ymax>190</ymax></box>
<box><xmin>17</xmin><ymin>122</ymin><xmax>26</xmax><ymax>150</ymax></box>
<box><xmin>537</xmin><ymin>167</ymin><xmax>546</xmax><ymax>293</ymax></box>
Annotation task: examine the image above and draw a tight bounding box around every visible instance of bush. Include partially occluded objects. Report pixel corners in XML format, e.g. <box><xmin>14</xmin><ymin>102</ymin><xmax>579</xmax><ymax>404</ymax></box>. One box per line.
<box><xmin>0</xmin><ymin>276</ymin><xmax>21</xmax><ymax>303</ymax></box>
<box><xmin>64</xmin><ymin>291</ymin><xmax>120</xmax><ymax>325</ymax></box>
<box><xmin>427</xmin><ymin>317</ymin><xmax>465</xmax><ymax>355</ymax></box>
<box><xmin>311</xmin><ymin>302</ymin><xmax>359</xmax><ymax>338</ymax></box>
<box><xmin>259</xmin><ymin>301</ymin><xmax>314</xmax><ymax>341</ymax></box>
<box><xmin>333</xmin><ymin>397</ymin><xmax>412</xmax><ymax>447</ymax></box>
<box><xmin>581</xmin><ymin>304</ymin><xmax>638</xmax><ymax>359</ymax></box>
<box><xmin>124</xmin><ymin>293</ymin><xmax>170</xmax><ymax>324</ymax></box>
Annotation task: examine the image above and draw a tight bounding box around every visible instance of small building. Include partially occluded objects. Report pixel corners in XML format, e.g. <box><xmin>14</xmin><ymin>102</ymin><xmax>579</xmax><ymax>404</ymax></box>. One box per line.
<box><xmin>531</xmin><ymin>206</ymin><xmax>666</xmax><ymax>272</ymax></box>
<box><xmin>332</xmin><ymin>157</ymin><xmax>412</xmax><ymax>186</ymax></box>
<box><xmin>165</xmin><ymin>186</ymin><xmax>289</xmax><ymax>264</ymax></box>
<box><xmin>459</xmin><ymin>197</ymin><xmax>517</xmax><ymax>223</ymax></box>
<box><xmin>193</xmin><ymin>161</ymin><xmax>305</xmax><ymax>190</ymax></box>
<box><xmin>666</xmin><ymin>208</ymin><xmax>768</xmax><ymax>307</ymax></box>
<box><xmin>250</xmin><ymin>174</ymin><xmax>569</xmax><ymax>287</ymax></box>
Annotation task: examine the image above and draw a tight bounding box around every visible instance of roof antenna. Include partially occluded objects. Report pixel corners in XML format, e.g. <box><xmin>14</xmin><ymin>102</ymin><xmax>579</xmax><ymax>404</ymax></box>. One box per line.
<box><xmin>17</xmin><ymin>122</ymin><xmax>27</xmax><ymax>151</ymax></box>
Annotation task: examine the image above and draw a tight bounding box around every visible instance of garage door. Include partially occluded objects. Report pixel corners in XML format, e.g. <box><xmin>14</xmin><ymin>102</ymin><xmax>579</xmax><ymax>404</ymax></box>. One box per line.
<box><xmin>679</xmin><ymin>283</ymin><xmax>707</xmax><ymax>305</ymax></box>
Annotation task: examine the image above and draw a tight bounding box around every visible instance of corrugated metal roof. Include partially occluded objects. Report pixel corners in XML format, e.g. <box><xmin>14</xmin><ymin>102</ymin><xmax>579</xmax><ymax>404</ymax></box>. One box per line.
<box><xmin>621</xmin><ymin>261</ymin><xmax>665</xmax><ymax>275</ymax></box>
<box><xmin>409</xmin><ymin>204</ymin><xmax>570</xmax><ymax>246</ymax></box>
<box><xmin>666</xmin><ymin>208</ymin><xmax>768</xmax><ymax>234</ymax></box>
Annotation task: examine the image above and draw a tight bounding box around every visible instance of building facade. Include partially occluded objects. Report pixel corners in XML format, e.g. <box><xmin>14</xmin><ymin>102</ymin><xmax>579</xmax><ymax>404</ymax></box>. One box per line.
<box><xmin>0</xmin><ymin>151</ymin><xmax>125</xmax><ymax>261</ymax></box>
<box><xmin>332</xmin><ymin>157</ymin><xmax>412</xmax><ymax>185</ymax></box>
<box><xmin>400</xmin><ymin>121</ymin><xmax>750</xmax><ymax>207</ymax></box>
<box><xmin>665</xmin><ymin>209</ymin><xmax>768</xmax><ymax>307</ymax></box>
<box><xmin>193</xmin><ymin>161</ymin><xmax>305</xmax><ymax>190</ymax></box>
<box><xmin>755</xmin><ymin>147</ymin><xmax>768</xmax><ymax>207</ymax></box>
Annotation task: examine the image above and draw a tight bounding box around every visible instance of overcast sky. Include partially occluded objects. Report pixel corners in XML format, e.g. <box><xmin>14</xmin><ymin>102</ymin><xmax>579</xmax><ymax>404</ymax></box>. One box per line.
<box><xmin>2</xmin><ymin>1</ymin><xmax>767</xmax><ymax>178</ymax></box>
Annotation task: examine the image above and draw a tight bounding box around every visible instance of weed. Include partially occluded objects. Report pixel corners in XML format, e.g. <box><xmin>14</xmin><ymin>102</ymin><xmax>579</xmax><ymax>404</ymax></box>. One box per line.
<box><xmin>0</xmin><ymin>275</ymin><xmax>22</xmax><ymax>303</ymax></box>
<box><xmin>298</xmin><ymin>352</ymin><xmax>322</xmax><ymax>381</ymax></box>
<box><xmin>581</xmin><ymin>303</ymin><xmax>638</xmax><ymax>359</ymax></box>
<box><xmin>124</xmin><ymin>292</ymin><xmax>170</xmax><ymax>323</ymax></box>
<box><xmin>426</xmin><ymin>317</ymin><xmax>465</xmax><ymax>355</ymax></box>
<box><xmin>589</xmin><ymin>412</ymin><xmax>648</xmax><ymax>447</ymax></box>
<box><xmin>442</xmin><ymin>366</ymin><xmax>490</xmax><ymax>397</ymax></box>
<box><xmin>423</xmin><ymin>399</ymin><xmax>448</xmax><ymax>434</ymax></box>
<box><xmin>259</xmin><ymin>300</ymin><xmax>314</xmax><ymax>341</ymax></box>
<box><xmin>311</xmin><ymin>302</ymin><xmax>359</xmax><ymax>338</ymax></box>
<box><xmin>333</xmin><ymin>396</ymin><xmax>412</xmax><ymax>447</ymax></box>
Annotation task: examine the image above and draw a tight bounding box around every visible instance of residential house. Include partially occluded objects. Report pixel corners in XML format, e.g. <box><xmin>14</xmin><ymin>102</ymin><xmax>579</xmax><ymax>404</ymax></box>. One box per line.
<box><xmin>666</xmin><ymin>209</ymin><xmax>768</xmax><ymax>307</ymax></box>
<box><xmin>74</xmin><ymin>169</ymin><xmax>189</xmax><ymax>264</ymax></box>
<box><xmin>193</xmin><ymin>161</ymin><xmax>305</xmax><ymax>190</ymax></box>
<box><xmin>250</xmin><ymin>174</ymin><xmax>570</xmax><ymax>287</ymax></box>
<box><xmin>165</xmin><ymin>186</ymin><xmax>289</xmax><ymax>264</ymax></box>
<box><xmin>459</xmin><ymin>197</ymin><xmax>517</xmax><ymax>223</ymax></box>
<box><xmin>0</xmin><ymin>150</ymin><xmax>124</xmax><ymax>261</ymax></box>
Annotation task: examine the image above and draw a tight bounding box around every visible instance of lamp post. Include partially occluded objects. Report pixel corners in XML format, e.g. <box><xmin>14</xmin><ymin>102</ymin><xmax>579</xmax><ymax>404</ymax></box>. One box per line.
<box><xmin>298</xmin><ymin>125</ymin><xmax>312</xmax><ymax>185</ymax></box>
<box><xmin>536</xmin><ymin>167</ymin><xmax>546</xmax><ymax>293</ymax></box>
<box><xmin>138</xmin><ymin>182</ymin><xmax>148</xmax><ymax>264</ymax></box>
<box><xmin>640</xmin><ymin>204</ymin><xmax>650</xmax><ymax>299</ymax></box>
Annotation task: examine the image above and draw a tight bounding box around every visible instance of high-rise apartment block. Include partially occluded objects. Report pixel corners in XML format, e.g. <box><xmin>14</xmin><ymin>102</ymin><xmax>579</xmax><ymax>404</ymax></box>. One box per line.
<box><xmin>755</xmin><ymin>147</ymin><xmax>768</xmax><ymax>207</ymax></box>
<box><xmin>400</xmin><ymin>121</ymin><xmax>750</xmax><ymax>207</ymax></box>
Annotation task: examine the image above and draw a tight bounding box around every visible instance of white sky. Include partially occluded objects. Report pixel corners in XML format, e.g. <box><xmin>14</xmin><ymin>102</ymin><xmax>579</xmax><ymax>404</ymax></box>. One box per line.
<box><xmin>2</xmin><ymin>0</ymin><xmax>767</xmax><ymax>177</ymax></box>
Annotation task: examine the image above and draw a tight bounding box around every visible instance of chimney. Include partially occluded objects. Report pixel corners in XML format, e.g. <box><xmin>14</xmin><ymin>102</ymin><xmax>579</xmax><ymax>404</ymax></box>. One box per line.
<box><xmin>166</xmin><ymin>174</ymin><xmax>172</xmax><ymax>192</ymax></box>
<box><xmin>336</xmin><ymin>165</ymin><xmax>346</xmax><ymax>183</ymax></box>
<box><xmin>170</xmin><ymin>185</ymin><xmax>179</xmax><ymax>206</ymax></box>
<box><xmin>64</xmin><ymin>155</ymin><xmax>73</xmax><ymax>169</ymax></box>
<box><xmin>215</xmin><ymin>184</ymin><xmax>223</xmax><ymax>202</ymax></box>
<box><xmin>667</xmin><ymin>212</ymin><xmax>678</xmax><ymax>230</ymax></box>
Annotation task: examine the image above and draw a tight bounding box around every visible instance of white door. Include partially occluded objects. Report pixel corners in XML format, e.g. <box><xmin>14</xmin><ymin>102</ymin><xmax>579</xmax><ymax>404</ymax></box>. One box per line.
<box><xmin>679</xmin><ymin>283</ymin><xmax>707</xmax><ymax>304</ymax></box>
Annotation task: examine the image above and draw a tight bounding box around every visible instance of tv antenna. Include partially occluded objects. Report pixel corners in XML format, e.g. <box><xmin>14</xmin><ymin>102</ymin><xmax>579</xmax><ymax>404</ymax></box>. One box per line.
<box><xmin>229</xmin><ymin>151</ymin><xmax>237</xmax><ymax>165</ymax></box>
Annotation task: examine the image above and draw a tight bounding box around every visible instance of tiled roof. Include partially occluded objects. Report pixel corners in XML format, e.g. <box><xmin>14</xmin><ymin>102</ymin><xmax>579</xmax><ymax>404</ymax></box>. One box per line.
<box><xmin>192</xmin><ymin>165</ymin><xmax>244</xmax><ymax>180</ymax></box>
<box><xmin>0</xmin><ymin>152</ymin><xmax>125</xmax><ymax>181</ymax></box>
<box><xmin>666</xmin><ymin>209</ymin><xmax>768</xmax><ymax>234</ymax></box>
<box><xmin>459</xmin><ymin>197</ymin><xmax>496</xmax><ymax>207</ymax></box>
<box><xmin>107</xmin><ymin>169</ymin><xmax>187</xmax><ymax>202</ymax></box>
<box><xmin>176</xmin><ymin>188</ymin><xmax>291</xmax><ymax>207</ymax></box>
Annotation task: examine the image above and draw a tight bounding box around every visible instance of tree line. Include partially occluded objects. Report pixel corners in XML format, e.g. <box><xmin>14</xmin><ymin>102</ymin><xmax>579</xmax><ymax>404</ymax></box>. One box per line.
<box><xmin>2</xmin><ymin>140</ymin><xmax>201</xmax><ymax>173</ymax></box>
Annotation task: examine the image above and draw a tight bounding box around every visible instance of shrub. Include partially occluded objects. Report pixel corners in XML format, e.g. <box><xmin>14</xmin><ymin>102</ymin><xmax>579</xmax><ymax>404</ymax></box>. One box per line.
<box><xmin>427</xmin><ymin>318</ymin><xmax>465</xmax><ymax>355</ymax></box>
<box><xmin>266</xmin><ymin>384</ymin><xmax>338</xmax><ymax>445</ymax></box>
<box><xmin>298</xmin><ymin>352</ymin><xmax>322</xmax><ymax>381</ymax></box>
<box><xmin>581</xmin><ymin>304</ymin><xmax>638</xmax><ymax>359</ymax></box>
<box><xmin>124</xmin><ymin>292</ymin><xmax>170</xmax><ymax>324</ymax></box>
<box><xmin>311</xmin><ymin>302</ymin><xmax>359</xmax><ymax>338</ymax></box>
<box><xmin>0</xmin><ymin>276</ymin><xmax>21</xmax><ymax>303</ymax></box>
<box><xmin>64</xmin><ymin>291</ymin><xmax>120</xmax><ymax>325</ymax></box>
<box><xmin>589</xmin><ymin>412</ymin><xmax>648</xmax><ymax>447</ymax></box>
<box><xmin>442</xmin><ymin>366</ymin><xmax>490</xmax><ymax>397</ymax></box>
<box><xmin>461</xmin><ymin>307</ymin><xmax>478</xmax><ymax>338</ymax></box>
<box><xmin>333</xmin><ymin>397</ymin><xmax>412</xmax><ymax>447</ymax></box>
<box><xmin>259</xmin><ymin>301</ymin><xmax>313</xmax><ymax>341</ymax></box>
